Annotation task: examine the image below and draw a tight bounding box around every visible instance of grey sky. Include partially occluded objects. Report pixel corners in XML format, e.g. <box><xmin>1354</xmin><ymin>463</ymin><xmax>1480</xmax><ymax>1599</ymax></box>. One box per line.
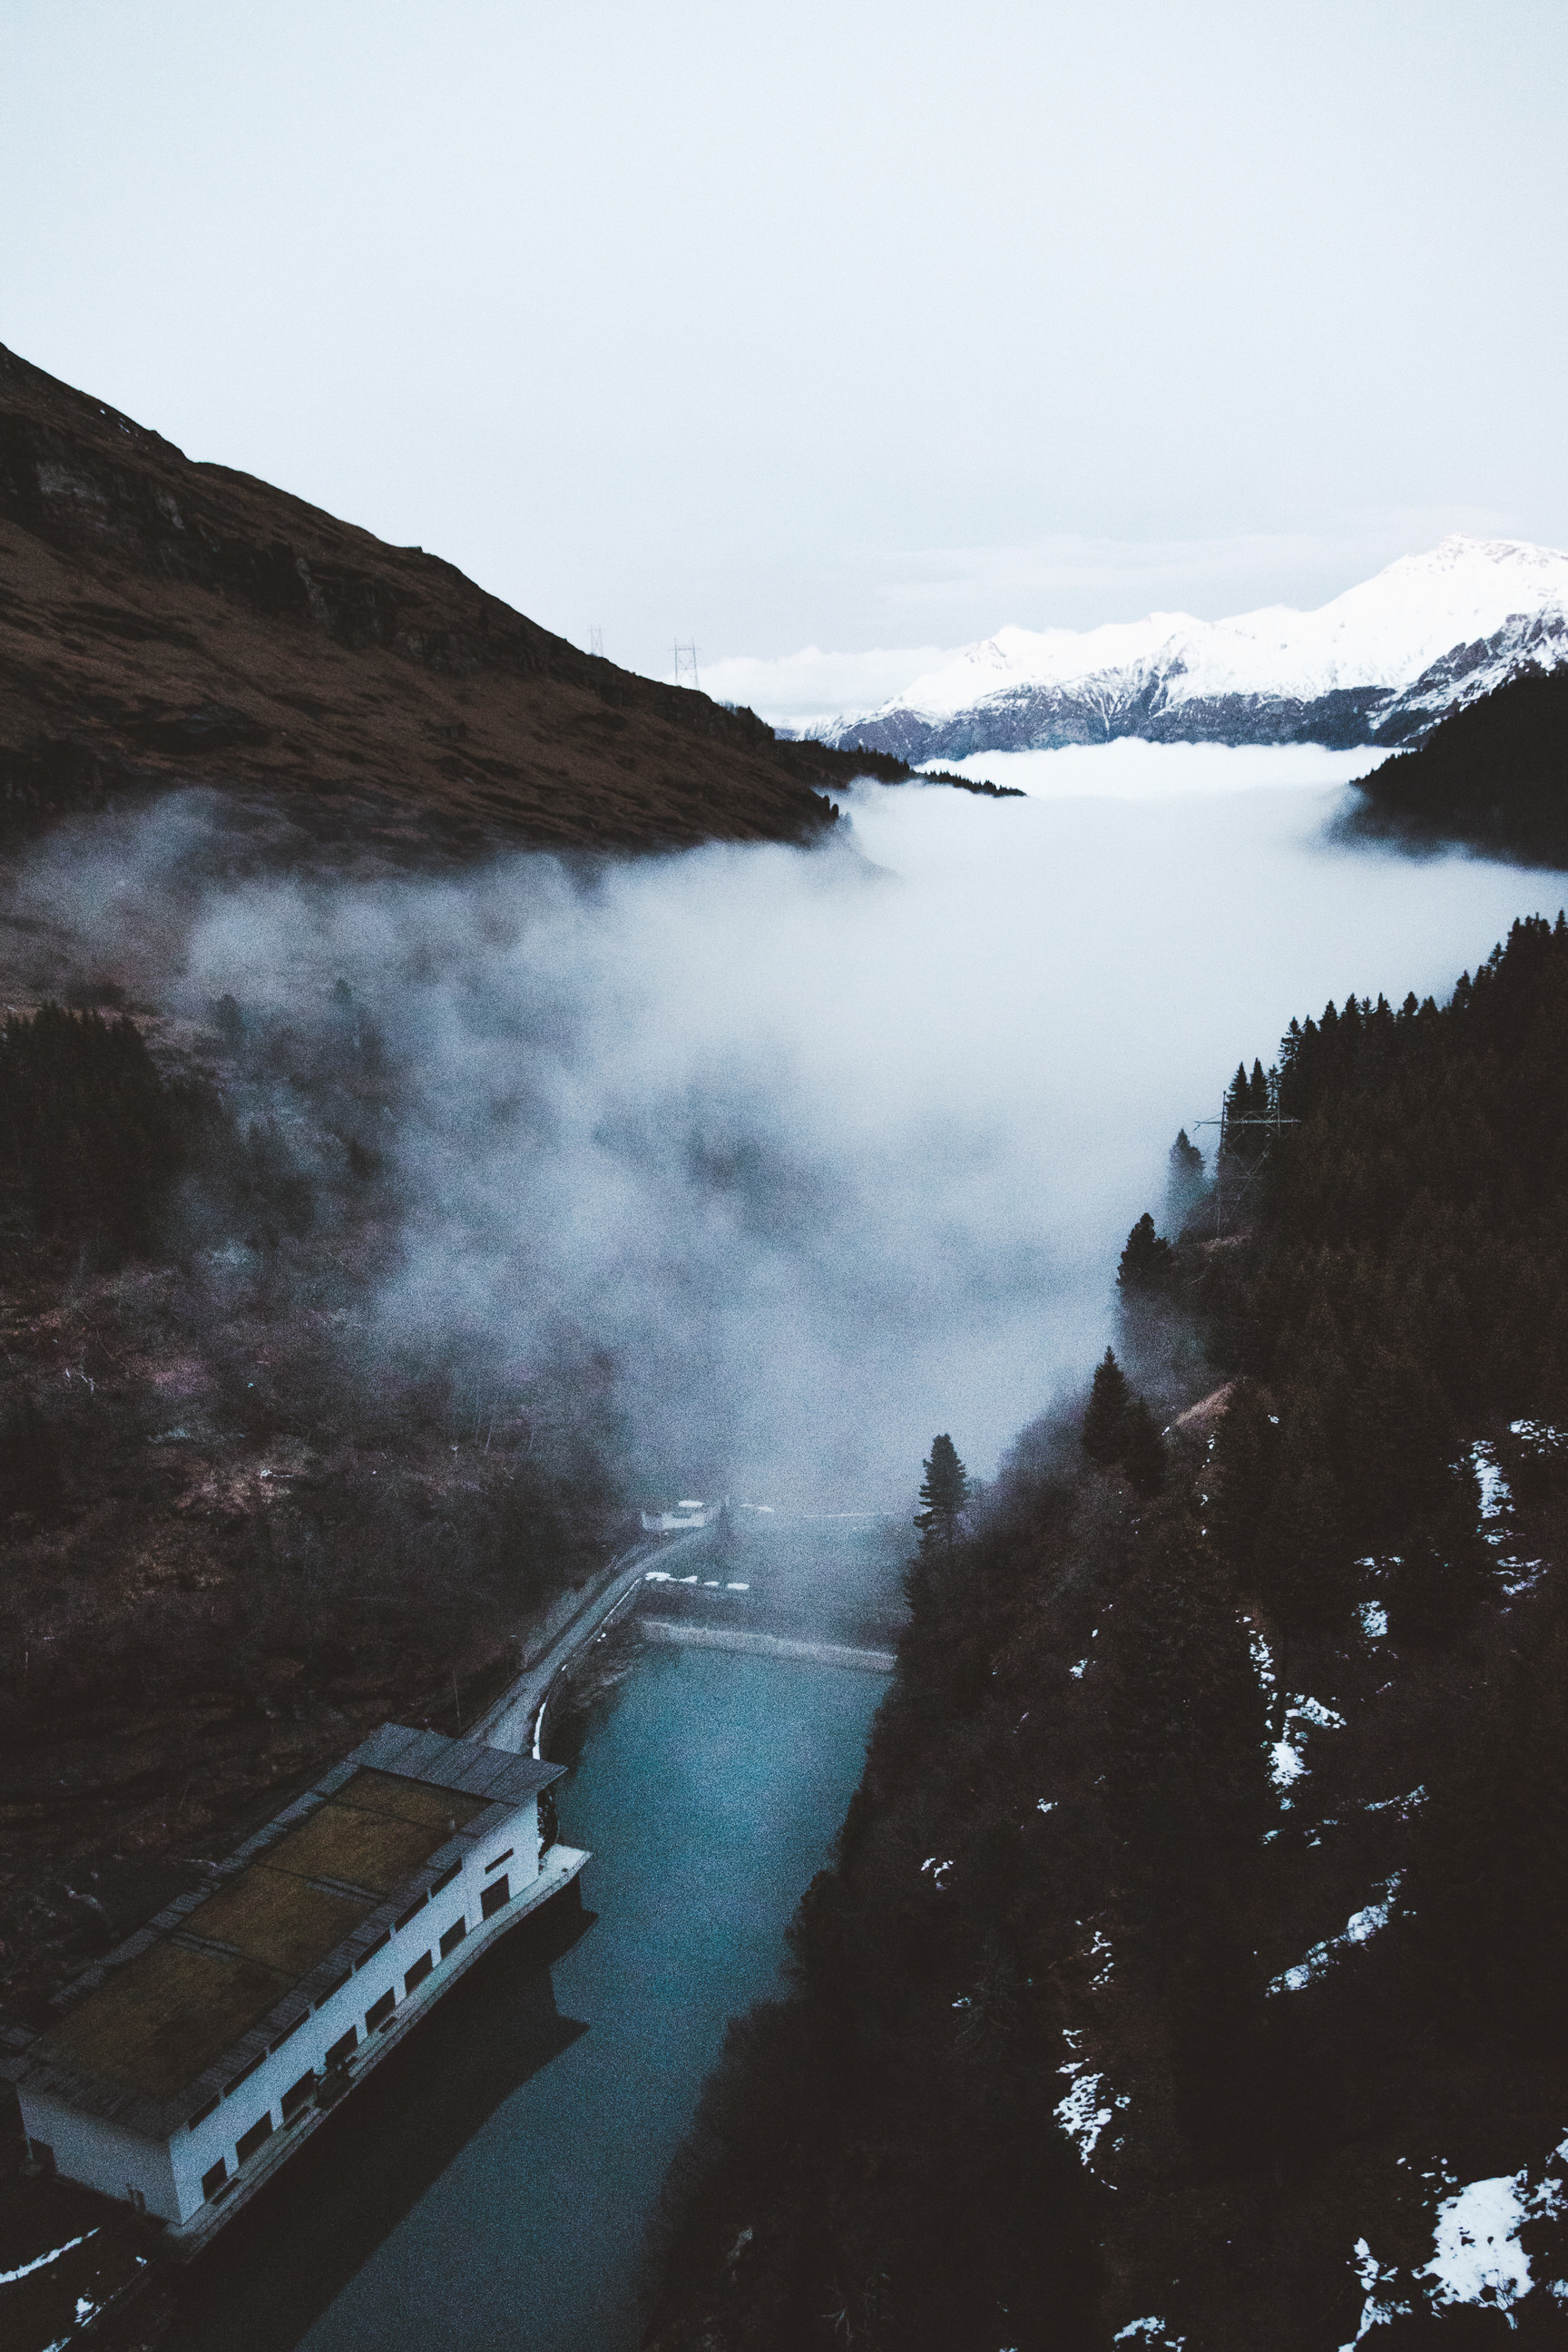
<box><xmin>6</xmin><ymin>0</ymin><xmax>1566</xmax><ymax>693</ymax></box>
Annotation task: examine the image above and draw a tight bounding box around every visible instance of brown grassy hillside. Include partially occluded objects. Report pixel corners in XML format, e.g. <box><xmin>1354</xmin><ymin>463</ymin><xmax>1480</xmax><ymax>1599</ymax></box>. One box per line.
<box><xmin>0</xmin><ymin>344</ymin><xmax>848</xmax><ymax>865</ymax></box>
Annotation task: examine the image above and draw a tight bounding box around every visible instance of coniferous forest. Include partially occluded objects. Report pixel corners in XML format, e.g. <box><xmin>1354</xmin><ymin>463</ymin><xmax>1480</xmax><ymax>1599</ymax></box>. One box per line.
<box><xmin>1343</xmin><ymin>662</ymin><xmax>1568</xmax><ymax>867</ymax></box>
<box><xmin>0</xmin><ymin>995</ymin><xmax>622</xmax><ymax>2027</ymax></box>
<box><xmin>643</xmin><ymin>915</ymin><xmax>1568</xmax><ymax>2349</ymax></box>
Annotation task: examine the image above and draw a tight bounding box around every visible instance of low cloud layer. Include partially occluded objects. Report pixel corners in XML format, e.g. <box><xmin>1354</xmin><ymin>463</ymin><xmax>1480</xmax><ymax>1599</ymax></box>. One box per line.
<box><xmin>8</xmin><ymin>754</ymin><xmax>1563</xmax><ymax>1510</ymax></box>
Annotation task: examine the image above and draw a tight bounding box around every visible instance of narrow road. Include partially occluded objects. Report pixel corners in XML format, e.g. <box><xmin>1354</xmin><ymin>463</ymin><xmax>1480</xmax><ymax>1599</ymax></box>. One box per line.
<box><xmin>468</xmin><ymin>1527</ymin><xmax>714</xmax><ymax>1757</ymax></box>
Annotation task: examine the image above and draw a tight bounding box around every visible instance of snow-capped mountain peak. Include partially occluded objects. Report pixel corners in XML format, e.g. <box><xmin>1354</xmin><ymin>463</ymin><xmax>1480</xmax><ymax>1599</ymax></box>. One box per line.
<box><xmin>813</xmin><ymin>536</ymin><xmax>1568</xmax><ymax>762</ymax></box>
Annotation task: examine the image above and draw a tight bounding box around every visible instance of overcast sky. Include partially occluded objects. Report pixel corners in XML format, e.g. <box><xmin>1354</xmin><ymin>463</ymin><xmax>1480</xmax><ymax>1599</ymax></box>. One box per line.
<box><xmin>6</xmin><ymin>0</ymin><xmax>1566</xmax><ymax>709</ymax></box>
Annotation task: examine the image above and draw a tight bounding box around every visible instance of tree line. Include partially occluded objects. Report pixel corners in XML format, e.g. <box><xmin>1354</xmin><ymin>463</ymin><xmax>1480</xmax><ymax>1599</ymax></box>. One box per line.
<box><xmin>642</xmin><ymin>912</ymin><xmax>1568</xmax><ymax>2348</ymax></box>
<box><xmin>1344</xmin><ymin>662</ymin><xmax>1568</xmax><ymax>867</ymax></box>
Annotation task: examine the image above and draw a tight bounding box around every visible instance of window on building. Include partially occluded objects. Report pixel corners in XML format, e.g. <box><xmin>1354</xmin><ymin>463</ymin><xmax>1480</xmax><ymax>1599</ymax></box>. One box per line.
<box><xmin>431</xmin><ymin>1860</ymin><xmax>463</xmax><ymax>1896</ymax></box>
<box><xmin>481</xmin><ymin>1876</ymin><xmax>511</xmax><ymax>1919</ymax></box>
<box><xmin>439</xmin><ymin>1917</ymin><xmax>467</xmax><ymax>1959</ymax></box>
<box><xmin>187</xmin><ymin>2096</ymin><xmax>220</xmax><ymax>2131</ymax></box>
<box><xmin>405</xmin><ymin>1951</ymin><xmax>434</xmax><ymax>1994</ymax></box>
<box><xmin>202</xmin><ymin>2157</ymin><xmax>229</xmax><ymax>2200</ymax></box>
<box><xmin>365</xmin><ymin>1989</ymin><xmax>396</xmax><ymax>2032</ymax></box>
<box><xmin>394</xmin><ymin>1891</ymin><xmax>428</xmax><ymax>1931</ymax></box>
<box><xmin>324</xmin><ymin>2027</ymin><xmax>358</xmax><ymax>2069</ymax></box>
<box><xmin>282</xmin><ymin>2070</ymin><xmax>317</xmax><ymax>2120</ymax></box>
<box><xmin>236</xmin><ymin>2113</ymin><xmax>274</xmax><ymax>2167</ymax></box>
<box><xmin>484</xmin><ymin>1847</ymin><xmax>514</xmax><ymax>1874</ymax></box>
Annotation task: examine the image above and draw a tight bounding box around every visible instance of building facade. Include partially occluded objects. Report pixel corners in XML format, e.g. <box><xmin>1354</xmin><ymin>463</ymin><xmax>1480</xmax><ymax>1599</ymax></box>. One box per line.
<box><xmin>0</xmin><ymin>1725</ymin><xmax>583</xmax><ymax>2233</ymax></box>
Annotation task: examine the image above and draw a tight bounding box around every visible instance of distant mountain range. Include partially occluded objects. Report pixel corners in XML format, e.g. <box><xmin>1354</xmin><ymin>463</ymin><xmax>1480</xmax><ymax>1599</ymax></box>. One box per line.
<box><xmin>806</xmin><ymin>537</ymin><xmax>1568</xmax><ymax>762</ymax></box>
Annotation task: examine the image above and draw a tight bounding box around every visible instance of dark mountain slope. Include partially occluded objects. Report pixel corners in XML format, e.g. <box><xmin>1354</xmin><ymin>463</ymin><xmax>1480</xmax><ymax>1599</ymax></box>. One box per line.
<box><xmin>645</xmin><ymin>919</ymin><xmax>1568</xmax><ymax>2349</ymax></box>
<box><xmin>0</xmin><ymin>344</ymin><xmax>857</xmax><ymax>863</ymax></box>
<box><xmin>1341</xmin><ymin>663</ymin><xmax>1568</xmax><ymax>866</ymax></box>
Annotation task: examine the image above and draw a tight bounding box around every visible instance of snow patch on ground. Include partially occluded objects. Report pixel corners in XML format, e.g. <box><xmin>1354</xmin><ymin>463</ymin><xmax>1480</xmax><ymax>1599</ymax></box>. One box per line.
<box><xmin>1365</xmin><ymin>1785</ymin><xmax>1426</xmax><ymax>1819</ymax></box>
<box><xmin>1291</xmin><ymin>1693</ymin><xmax>1347</xmax><ymax>1730</ymax></box>
<box><xmin>1113</xmin><ymin>2321</ymin><xmax>1185</xmax><ymax>2348</ymax></box>
<box><xmin>0</xmin><ymin>2229</ymin><xmax>97</xmax><ymax>2285</ymax></box>
<box><xmin>1420</xmin><ymin>2157</ymin><xmax>1566</xmax><ymax>2318</ymax></box>
<box><xmin>1270</xmin><ymin>1876</ymin><xmax>1402</xmax><ymax>1993</ymax></box>
<box><xmin>1359</xmin><ymin>1601</ymin><xmax>1388</xmax><ymax>1639</ymax></box>
<box><xmin>1339</xmin><ymin>2240</ymin><xmax>1410</xmax><ymax>2343</ymax></box>
<box><xmin>1345</xmin><ymin>2139</ymin><xmax>1568</xmax><ymax>2332</ymax></box>
<box><xmin>1470</xmin><ymin>1438</ymin><xmax>1511</xmax><ymax>1518</ymax></box>
<box><xmin>921</xmin><ymin>1856</ymin><xmax>954</xmax><ymax>1889</ymax></box>
<box><xmin>1269</xmin><ymin>1693</ymin><xmax>1348</xmax><ymax>1800</ymax></box>
<box><xmin>1055</xmin><ymin>2058</ymin><xmax>1130</xmax><ymax>2164</ymax></box>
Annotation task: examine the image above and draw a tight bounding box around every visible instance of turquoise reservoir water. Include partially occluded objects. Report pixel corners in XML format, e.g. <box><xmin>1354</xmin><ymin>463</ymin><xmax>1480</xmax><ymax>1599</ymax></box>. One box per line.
<box><xmin>166</xmin><ymin>1639</ymin><xmax>884</xmax><ymax>2352</ymax></box>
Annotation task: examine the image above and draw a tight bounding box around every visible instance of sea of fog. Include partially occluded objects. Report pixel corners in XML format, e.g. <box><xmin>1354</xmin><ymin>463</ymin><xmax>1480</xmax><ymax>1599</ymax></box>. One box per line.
<box><xmin>15</xmin><ymin>744</ymin><xmax>1563</xmax><ymax>1513</ymax></box>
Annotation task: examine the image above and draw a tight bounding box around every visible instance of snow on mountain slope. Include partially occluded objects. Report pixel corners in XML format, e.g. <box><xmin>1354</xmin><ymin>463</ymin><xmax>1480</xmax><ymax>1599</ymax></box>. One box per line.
<box><xmin>812</xmin><ymin>538</ymin><xmax>1568</xmax><ymax>762</ymax></box>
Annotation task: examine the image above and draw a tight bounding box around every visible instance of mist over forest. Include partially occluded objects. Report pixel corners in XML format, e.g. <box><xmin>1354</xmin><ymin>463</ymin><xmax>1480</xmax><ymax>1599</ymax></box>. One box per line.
<box><xmin>3</xmin><ymin>743</ymin><xmax>1568</xmax><ymax>2352</ymax></box>
<box><xmin>4</xmin><ymin>766</ymin><xmax>1560</xmax><ymax>1512</ymax></box>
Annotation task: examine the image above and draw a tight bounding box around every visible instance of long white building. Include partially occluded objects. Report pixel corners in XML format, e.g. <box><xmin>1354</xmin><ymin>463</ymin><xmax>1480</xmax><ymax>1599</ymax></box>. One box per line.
<box><xmin>0</xmin><ymin>1724</ymin><xmax>585</xmax><ymax>2242</ymax></box>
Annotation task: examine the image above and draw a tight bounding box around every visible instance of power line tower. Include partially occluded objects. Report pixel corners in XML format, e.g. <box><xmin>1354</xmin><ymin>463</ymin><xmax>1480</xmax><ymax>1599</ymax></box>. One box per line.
<box><xmin>1192</xmin><ymin>1095</ymin><xmax>1300</xmax><ymax>1236</ymax></box>
<box><xmin>589</xmin><ymin>624</ymin><xmax>604</xmax><ymax>660</ymax></box>
<box><xmin>672</xmin><ymin>638</ymin><xmax>701</xmax><ymax>691</ymax></box>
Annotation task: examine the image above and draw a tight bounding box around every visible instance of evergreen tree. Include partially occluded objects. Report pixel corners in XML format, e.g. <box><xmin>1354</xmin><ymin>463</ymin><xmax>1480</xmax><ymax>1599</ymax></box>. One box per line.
<box><xmin>1104</xmin><ymin>1509</ymin><xmax>1271</xmax><ymax>1867</ymax></box>
<box><xmin>1082</xmin><ymin>1349</ymin><xmax>1132</xmax><ymax>1467</ymax></box>
<box><xmin>915</xmin><ymin>1433</ymin><xmax>970</xmax><ymax>1555</ymax></box>
<box><xmin>1254</xmin><ymin>1446</ymin><xmax>1357</xmax><ymax>1630</ymax></box>
<box><xmin>0</xmin><ymin>1004</ymin><xmax>187</xmax><ymax>1260</ymax></box>
<box><xmin>0</xmin><ymin>1388</ymin><xmax>62</xmax><ymax>1517</ymax></box>
<box><xmin>1122</xmin><ymin>1397</ymin><xmax>1167</xmax><ymax>1497</ymax></box>
<box><xmin>1384</xmin><ymin>1478</ymin><xmax>1490</xmax><ymax>1646</ymax></box>
<box><xmin>1205</xmin><ymin>1382</ymin><xmax>1282</xmax><ymax>1571</ymax></box>
<box><xmin>1117</xmin><ymin>1211</ymin><xmax>1175</xmax><ymax>1295</ymax></box>
<box><xmin>1165</xmin><ymin>1128</ymin><xmax>1207</xmax><ymax>1227</ymax></box>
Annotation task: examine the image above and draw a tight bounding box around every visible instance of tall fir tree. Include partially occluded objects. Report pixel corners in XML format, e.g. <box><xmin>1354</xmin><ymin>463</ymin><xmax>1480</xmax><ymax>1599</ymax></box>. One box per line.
<box><xmin>1205</xmin><ymin>1381</ymin><xmax>1282</xmax><ymax>1571</ymax></box>
<box><xmin>915</xmin><ymin>1433</ymin><xmax>970</xmax><ymax>1556</ymax></box>
<box><xmin>0</xmin><ymin>1389</ymin><xmax>62</xmax><ymax>1518</ymax></box>
<box><xmin>1082</xmin><ymin>1349</ymin><xmax>1132</xmax><ymax>1467</ymax></box>
<box><xmin>1122</xmin><ymin>1397</ymin><xmax>1168</xmax><ymax>1498</ymax></box>
<box><xmin>1165</xmin><ymin>1127</ymin><xmax>1207</xmax><ymax>1228</ymax></box>
<box><xmin>1117</xmin><ymin>1211</ymin><xmax>1175</xmax><ymax>1295</ymax></box>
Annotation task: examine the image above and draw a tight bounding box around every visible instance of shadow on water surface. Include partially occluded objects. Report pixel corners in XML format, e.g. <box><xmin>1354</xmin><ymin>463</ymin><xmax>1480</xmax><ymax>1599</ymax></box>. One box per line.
<box><xmin>162</xmin><ymin>1895</ymin><xmax>595</xmax><ymax>2352</ymax></box>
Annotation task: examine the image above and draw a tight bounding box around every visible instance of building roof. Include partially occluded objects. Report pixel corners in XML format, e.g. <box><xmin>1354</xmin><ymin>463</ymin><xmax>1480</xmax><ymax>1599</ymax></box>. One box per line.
<box><xmin>0</xmin><ymin>1726</ymin><xmax>562</xmax><ymax>2140</ymax></box>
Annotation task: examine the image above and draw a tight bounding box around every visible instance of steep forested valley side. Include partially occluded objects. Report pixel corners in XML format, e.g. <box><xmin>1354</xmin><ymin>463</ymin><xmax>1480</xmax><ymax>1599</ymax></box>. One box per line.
<box><xmin>1343</xmin><ymin>662</ymin><xmax>1568</xmax><ymax>867</ymax></box>
<box><xmin>644</xmin><ymin>915</ymin><xmax>1568</xmax><ymax>2350</ymax></box>
<box><xmin>0</xmin><ymin>988</ymin><xmax>625</xmax><ymax>2046</ymax></box>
